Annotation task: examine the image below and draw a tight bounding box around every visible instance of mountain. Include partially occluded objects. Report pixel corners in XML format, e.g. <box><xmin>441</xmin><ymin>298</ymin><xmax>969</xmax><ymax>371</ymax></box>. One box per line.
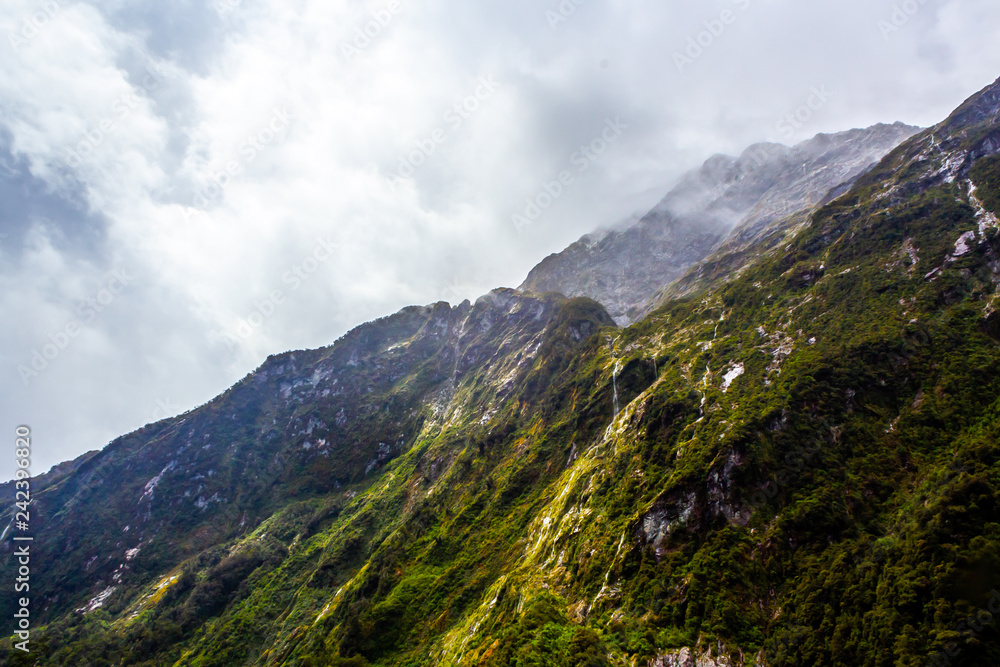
<box><xmin>4</xmin><ymin>78</ymin><xmax>1000</xmax><ymax>667</ymax></box>
<box><xmin>520</xmin><ymin>122</ymin><xmax>920</xmax><ymax>324</ymax></box>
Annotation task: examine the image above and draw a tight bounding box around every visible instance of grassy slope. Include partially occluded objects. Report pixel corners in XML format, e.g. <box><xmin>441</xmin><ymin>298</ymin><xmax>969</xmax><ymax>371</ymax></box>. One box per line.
<box><xmin>5</xmin><ymin>101</ymin><xmax>1000</xmax><ymax>667</ymax></box>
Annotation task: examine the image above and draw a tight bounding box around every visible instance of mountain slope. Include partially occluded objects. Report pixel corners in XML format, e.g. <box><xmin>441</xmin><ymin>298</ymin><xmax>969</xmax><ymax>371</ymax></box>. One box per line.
<box><xmin>4</xmin><ymin>79</ymin><xmax>1000</xmax><ymax>667</ymax></box>
<box><xmin>519</xmin><ymin>123</ymin><xmax>920</xmax><ymax>324</ymax></box>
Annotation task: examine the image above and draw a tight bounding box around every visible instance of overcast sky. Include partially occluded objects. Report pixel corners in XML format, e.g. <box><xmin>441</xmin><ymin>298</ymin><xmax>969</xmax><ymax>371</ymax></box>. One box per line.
<box><xmin>2</xmin><ymin>0</ymin><xmax>1000</xmax><ymax>479</ymax></box>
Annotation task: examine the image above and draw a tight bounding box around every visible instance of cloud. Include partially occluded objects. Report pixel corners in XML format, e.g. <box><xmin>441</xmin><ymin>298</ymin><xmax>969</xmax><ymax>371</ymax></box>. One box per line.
<box><xmin>2</xmin><ymin>0</ymin><xmax>1000</xmax><ymax>478</ymax></box>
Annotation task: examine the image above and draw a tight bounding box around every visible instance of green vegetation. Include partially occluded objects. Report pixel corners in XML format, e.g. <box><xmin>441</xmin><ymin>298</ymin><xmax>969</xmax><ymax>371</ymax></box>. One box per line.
<box><xmin>4</xmin><ymin>83</ymin><xmax>1000</xmax><ymax>666</ymax></box>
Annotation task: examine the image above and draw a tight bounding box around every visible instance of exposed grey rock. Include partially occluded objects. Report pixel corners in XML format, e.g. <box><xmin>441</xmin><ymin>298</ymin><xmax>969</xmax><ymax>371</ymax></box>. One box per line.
<box><xmin>520</xmin><ymin>123</ymin><xmax>921</xmax><ymax>324</ymax></box>
<box><xmin>650</xmin><ymin>642</ymin><xmax>754</xmax><ymax>667</ymax></box>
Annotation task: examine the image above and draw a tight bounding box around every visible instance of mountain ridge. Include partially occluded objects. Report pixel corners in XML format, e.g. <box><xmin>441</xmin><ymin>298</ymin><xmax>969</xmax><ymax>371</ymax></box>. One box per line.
<box><xmin>4</xmin><ymin>78</ymin><xmax>1000</xmax><ymax>666</ymax></box>
<box><xmin>519</xmin><ymin>122</ymin><xmax>921</xmax><ymax>324</ymax></box>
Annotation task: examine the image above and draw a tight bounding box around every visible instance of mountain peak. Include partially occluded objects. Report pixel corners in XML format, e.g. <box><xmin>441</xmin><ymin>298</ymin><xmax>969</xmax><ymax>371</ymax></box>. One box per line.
<box><xmin>943</xmin><ymin>76</ymin><xmax>1000</xmax><ymax>131</ymax></box>
<box><xmin>520</xmin><ymin>122</ymin><xmax>920</xmax><ymax>324</ymax></box>
<box><xmin>8</xmin><ymin>77</ymin><xmax>1000</xmax><ymax>667</ymax></box>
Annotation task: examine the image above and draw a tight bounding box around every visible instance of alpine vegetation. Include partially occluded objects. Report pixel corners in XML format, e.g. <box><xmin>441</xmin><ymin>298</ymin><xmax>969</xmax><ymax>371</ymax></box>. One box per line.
<box><xmin>4</xmin><ymin>77</ymin><xmax>1000</xmax><ymax>667</ymax></box>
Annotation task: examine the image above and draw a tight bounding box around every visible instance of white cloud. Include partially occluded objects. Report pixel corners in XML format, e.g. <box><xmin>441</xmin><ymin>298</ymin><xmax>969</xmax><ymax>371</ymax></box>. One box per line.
<box><xmin>2</xmin><ymin>0</ymin><xmax>1000</xmax><ymax>478</ymax></box>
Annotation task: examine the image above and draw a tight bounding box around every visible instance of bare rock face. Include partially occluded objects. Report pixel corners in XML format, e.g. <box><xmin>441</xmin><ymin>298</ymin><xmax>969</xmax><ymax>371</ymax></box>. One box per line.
<box><xmin>520</xmin><ymin>123</ymin><xmax>920</xmax><ymax>324</ymax></box>
<box><xmin>651</xmin><ymin>643</ymin><xmax>752</xmax><ymax>667</ymax></box>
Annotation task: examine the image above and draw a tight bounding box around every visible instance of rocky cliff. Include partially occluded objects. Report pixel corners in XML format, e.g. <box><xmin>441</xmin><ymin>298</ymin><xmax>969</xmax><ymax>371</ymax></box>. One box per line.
<box><xmin>520</xmin><ymin>122</ymin><xmax>920</xmax><ymax>324</ymax></box>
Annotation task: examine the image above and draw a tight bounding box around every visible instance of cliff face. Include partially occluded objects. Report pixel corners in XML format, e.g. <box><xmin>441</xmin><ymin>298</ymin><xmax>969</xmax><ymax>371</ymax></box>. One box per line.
<box><xmin>4</xmin><ymin>80</ymin><xmax>1000</xmax><ymax>667</ymax></box>
<box><xmin>0</xmin><ymin>289</ymin><xmax>613</xmax><ymax>627</ymax></box>
<box><xmin>520</xmin><ymin>122</ymin><xmax>920</xmax><ymax>324</ymax></box>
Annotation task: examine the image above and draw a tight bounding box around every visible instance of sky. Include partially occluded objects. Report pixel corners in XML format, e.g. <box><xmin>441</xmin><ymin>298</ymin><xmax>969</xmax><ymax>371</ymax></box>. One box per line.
<box><xmin>1</xmin><ymin>0</ymin><xmax>1000</xmax><ymax>479</ymax></box>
